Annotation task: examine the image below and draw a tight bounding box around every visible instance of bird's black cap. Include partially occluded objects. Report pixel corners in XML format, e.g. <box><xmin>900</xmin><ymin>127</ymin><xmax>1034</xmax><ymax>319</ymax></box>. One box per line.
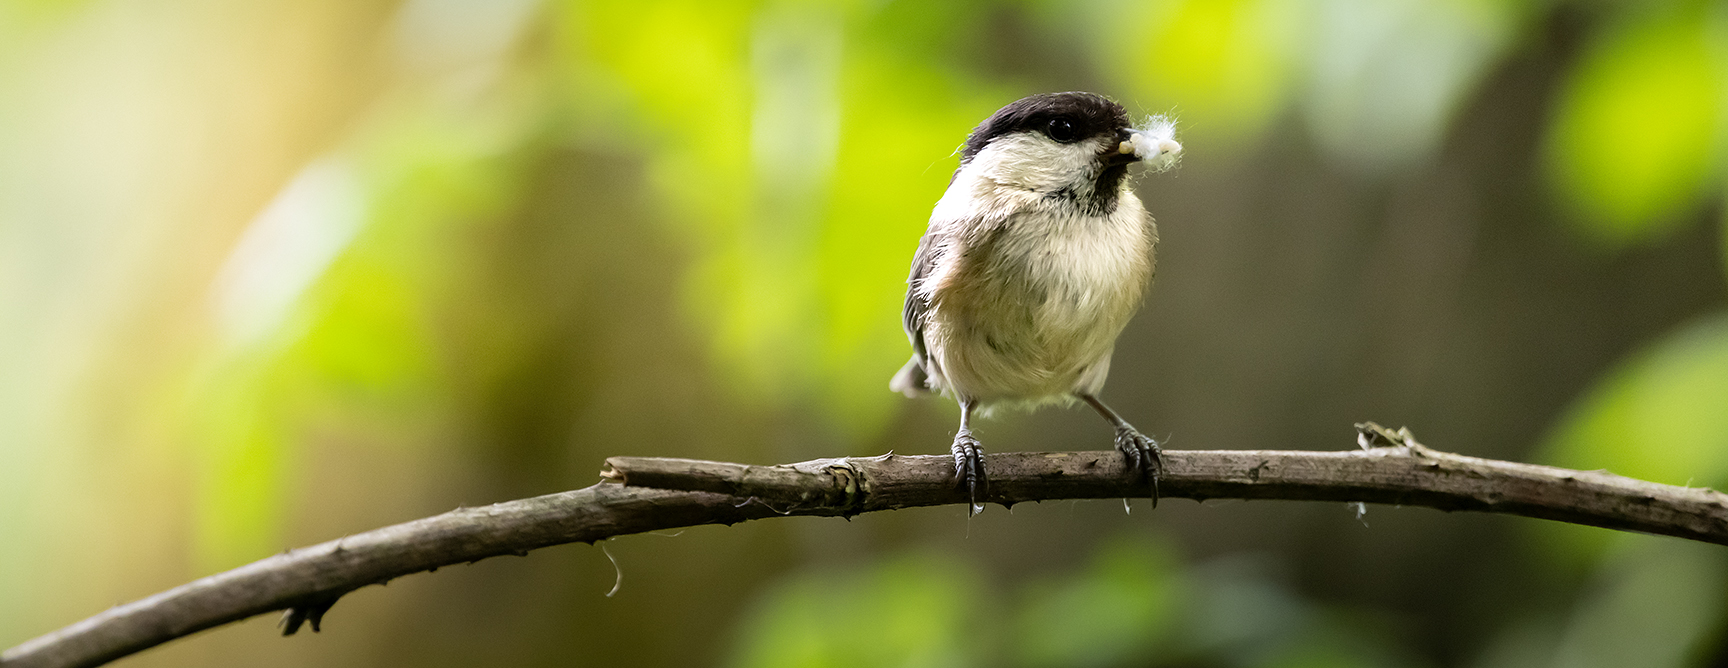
<box><xmin>960</xmin><ymin>92</ymin><xmax>1131</xmax><ymax>165</ymax></box>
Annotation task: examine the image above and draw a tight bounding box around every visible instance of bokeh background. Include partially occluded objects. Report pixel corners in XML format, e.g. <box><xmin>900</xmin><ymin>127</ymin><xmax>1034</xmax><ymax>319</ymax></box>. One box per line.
<box><xmin>4</xmin><ymin>0</ymin><xmax>1728</xmax><ymax>666</ymax></box>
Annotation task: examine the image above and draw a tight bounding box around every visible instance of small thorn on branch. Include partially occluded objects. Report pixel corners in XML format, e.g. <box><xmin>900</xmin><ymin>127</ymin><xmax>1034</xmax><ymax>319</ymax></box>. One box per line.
<box><xmin>279</xmin><ymin>594</ymin><xmax>342</xmax><ymax>636</ymax></box>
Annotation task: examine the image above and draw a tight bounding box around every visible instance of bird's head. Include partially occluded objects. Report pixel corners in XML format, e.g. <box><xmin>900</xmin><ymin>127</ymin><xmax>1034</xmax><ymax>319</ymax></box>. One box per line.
<box><xmin>955</xmin><ymin>92</ymin><xmax>1181</xmax><ymax>209</ymax></box>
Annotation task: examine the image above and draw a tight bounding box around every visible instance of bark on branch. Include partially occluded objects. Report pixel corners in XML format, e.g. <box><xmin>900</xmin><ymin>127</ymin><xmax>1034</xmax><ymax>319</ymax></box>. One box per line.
<box><xmin>7</xmin><ymin>424</ymin><xmax>1727</xmax><ymax>668</ymax></box>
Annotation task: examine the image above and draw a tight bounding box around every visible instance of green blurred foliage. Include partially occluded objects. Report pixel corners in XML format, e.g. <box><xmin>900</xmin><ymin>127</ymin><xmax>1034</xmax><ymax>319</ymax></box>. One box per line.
<box><xmin>1475</xmin><ymin>538</ymin><xmax>1728</xmax><ymax>668</ymax></box>
<box><xmin>1545</xmin><ymin>540</ymin><xmax>1728</xmax><ymax>668</ymax></box>
<box><xmin>1540</xmin><ymin>314</ymin><xmax>1728</xmax><ymax>489</ymax></box>
<box><xmin>1097</xmin><ymin>0</ymin><xmax>1303</xmax><ymax>144</ymax></box>
<box><xmin>1013</xmin><ymin>536</ymin><xmax>1183</xmax><ymax>667</ymax></box>
<box><xmin>1544</xmin><ymin>3</ymin><xmax>1728</xmax><ymax>248</ymax></box>
<box><xmin>732</xmin><ymin>536</ymin><xmax>1427</xmax><ymax>668</ymax></box>
<box><xmin>557</xmin><ymin>0</ymin><xmax>1008</xmax><ymax>437</ymax></box>
<box><xmin>1298</xmin><ymin>0</ymin><xmax>1525</xmax><ymax>171</ymax></box>
<box><xmin>4</xmin><ymin>0</ymin><xmax>1728</xmax><ymax>665</ymax></box>
<box><xmin>173</xmin><ymin>74</ymin><xmax>542</xmax><ymax>568</ymax></box>
<box><xmin>727</xmin><ymin>552</ymin><xmax>983</xmax><ymax>668</ymax></box>
<box><xmin>1534</xmin><ymin>314</ymin><xmax>1728</xmax><ymax>564</ymax></box>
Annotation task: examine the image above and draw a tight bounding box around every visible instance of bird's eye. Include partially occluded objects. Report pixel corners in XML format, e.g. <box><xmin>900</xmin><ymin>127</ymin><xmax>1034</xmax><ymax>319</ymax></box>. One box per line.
<box><xmin>1045</xmin><ymin>118</ymin><xmax>1078</xmax><ymax>143</ymax></box>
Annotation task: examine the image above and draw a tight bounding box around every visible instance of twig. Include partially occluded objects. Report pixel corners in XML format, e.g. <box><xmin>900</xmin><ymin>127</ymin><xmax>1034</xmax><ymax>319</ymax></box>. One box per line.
<box><xmin>7</xmin><ymin>425</ymin><xmax>1726</xmax><ymax>668</ymax></box>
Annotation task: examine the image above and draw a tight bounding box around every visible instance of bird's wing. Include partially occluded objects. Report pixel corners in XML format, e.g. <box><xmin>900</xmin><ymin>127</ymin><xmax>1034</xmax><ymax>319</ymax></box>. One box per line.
<box><xmin>903</xmin><ymin>229</ymin><xmax>939</xmax><ymax>365</ymax></box>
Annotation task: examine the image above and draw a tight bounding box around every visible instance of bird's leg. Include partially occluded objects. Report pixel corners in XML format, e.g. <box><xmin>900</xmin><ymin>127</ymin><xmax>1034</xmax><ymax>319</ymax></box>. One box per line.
<box><xmin>951</xmin><ymin>399</ymin><xmax>986</xmax><ymax>515</ymax></box>
<box><xmin>1078</xmin><ymin>394</ymin><xmax>1162</xmax><ymax>504</ymax></box>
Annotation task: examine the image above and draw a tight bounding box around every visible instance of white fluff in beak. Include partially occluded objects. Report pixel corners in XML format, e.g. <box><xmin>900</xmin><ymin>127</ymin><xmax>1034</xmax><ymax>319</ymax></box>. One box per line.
<box><xmin>1118</xmin><ymin>116</ymin><xmax>1182</xmax><ymax>172</ymax></box>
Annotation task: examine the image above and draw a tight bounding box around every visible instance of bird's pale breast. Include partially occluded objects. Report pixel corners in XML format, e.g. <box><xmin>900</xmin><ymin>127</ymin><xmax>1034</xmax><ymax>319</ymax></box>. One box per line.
<box><xmin>925</xmin><ymin>197</ymin><xmax>1154</xmax><ymax>407</ymax></box>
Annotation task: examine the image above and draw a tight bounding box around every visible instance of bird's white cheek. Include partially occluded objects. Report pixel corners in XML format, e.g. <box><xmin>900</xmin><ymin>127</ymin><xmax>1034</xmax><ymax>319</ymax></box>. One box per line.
<box><xmin>968</xmin><ymin>135</ymin><xmax>1101</xmax><ymax>193</ymax></box>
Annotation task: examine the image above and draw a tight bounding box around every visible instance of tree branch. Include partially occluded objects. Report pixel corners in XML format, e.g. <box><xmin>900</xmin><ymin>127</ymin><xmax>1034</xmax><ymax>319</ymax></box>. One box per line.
<box><xmin>7</xmin><ymin>425</ymin><xmax>1727</xmax><ymax>668</ymax></box>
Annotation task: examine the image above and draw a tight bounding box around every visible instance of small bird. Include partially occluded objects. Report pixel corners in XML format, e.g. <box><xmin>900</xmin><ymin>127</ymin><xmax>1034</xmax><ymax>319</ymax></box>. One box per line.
<box><xmin>890</xmin><ymin>91</ymin><xmax>1182</xmax><ymax>513</ymax></box>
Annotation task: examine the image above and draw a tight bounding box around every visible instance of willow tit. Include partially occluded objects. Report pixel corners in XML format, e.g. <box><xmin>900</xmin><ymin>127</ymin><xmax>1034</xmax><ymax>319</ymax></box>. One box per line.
<box><xmin>890</xmin><ymin>91</ymin><xmax>1182</xmax><ymax>513</ymax></box>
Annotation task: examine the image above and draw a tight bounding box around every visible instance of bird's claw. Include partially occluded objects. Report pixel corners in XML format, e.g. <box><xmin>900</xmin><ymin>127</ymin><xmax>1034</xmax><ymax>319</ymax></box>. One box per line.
<box><xmin>1115</xmin><ymin>426</ymin><xmax>1163</xmax><ymax>506</ymax></box>
<box><xmin>952</xmin><ymin>430</ymin><xmax>986</xmax><ymax>515</ymax></box>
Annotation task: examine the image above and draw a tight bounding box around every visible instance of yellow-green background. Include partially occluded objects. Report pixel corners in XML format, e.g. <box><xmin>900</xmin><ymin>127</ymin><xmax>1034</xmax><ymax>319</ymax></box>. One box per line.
<box><xmin>4</xmin><ymin>0</ymin><xmax>1728</xmax><ymax>666</ymax></box>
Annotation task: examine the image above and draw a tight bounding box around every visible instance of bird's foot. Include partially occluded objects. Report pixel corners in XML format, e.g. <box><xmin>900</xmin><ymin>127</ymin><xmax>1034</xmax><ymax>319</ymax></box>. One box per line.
<box><xmin>951</xmin><ymin>429</ymin><xmax>986</xmax><ymax>515</ymax></box>
<box><xmin>1114</xmin><ymin>425</ymin><xmax>1163</xmax><ymax>506</ymax></box>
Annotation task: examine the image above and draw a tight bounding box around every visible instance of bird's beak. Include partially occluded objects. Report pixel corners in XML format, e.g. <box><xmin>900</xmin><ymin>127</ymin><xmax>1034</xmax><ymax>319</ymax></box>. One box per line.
<box><xmin>1114</xmin><ymin>128</ymin><xmax>1182</xmax><ymax>169</ymax></box>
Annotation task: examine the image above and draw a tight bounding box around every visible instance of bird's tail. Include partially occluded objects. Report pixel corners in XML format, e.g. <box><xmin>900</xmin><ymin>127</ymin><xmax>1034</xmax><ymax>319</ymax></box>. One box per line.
<box><xmin>889</xmin><ymin>357</ymin><xmax>931</xmax><ymax>397</ymax></box>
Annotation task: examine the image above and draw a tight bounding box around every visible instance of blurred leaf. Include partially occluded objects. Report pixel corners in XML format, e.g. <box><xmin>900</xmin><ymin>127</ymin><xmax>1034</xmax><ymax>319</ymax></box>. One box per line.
<box><xmin>559</xmin><ymin>0</ymin><xmax>788</xmax><ymax>411</ymax></box>
<box><xmin>297</xmin><ymin>257</ymin><xmax>443</xmax><ymax>407</ymax></box>
<box><xmin>1534</xmin><ymin>313</ymin><xmax>1728</xmax><ymax>561</ymax></box>
<box><xmin>1301</xmin><ymin>0</ymin><xmax>1524</xmax><ymax>170</ymax></box>
<box><xmin>559</xmin><ymin>0</ymin><xmax>1004</xmax><ymax>439</ymax></box>
<box><xmin>1540</xmin><ymin>312</ymin><xmax>1728</xmax><ymax>487</ymax></box>
<box><xmin>1013</xmin><ymin>535</ymin><xmax>1182</xmax><ymax>668</ymax></box>
<box><xmin>180</xmin><ymin>63</ymin><xmax>541</xmax><ymax>569</ymax></box>
<box><xmin>1469</xmin><ymin>616</ymin><xmax>1563</xmax><ymax>668</ymax></box>
<box><xmin>1254</xmin><ymin>630</ymin><xmax>1397</xmax><ymax>668</ymax></box>
<box><xmin>1182</xmin><ymin>555</ymin><xmax>1313</xmax><ymax>662</ymax></box>
<box><xmin>1722</xmin><ymin>200</ymin><xmax>1728</xmax><ymax>285</ymax></box>
<box><xmin>0</xmin><ymin>0</ymin><xmax>93</xmax><ymax>33</ymax></box>
<box><xmin>808</xmin><ymin>45</ymin><xmax>1001</xmax><ymax>436</ymax></box>
<box><xmin>1094</xmin><ymin>0</ymin><xmax>1303</xmax><ymax>145</ymax></box>
<box><xmin>188</xmin><ymin>360</ymin><xmax>289</xmax><ymax>572</ymax></box>
<box><xmin>1548</xmin><ymin>538</ymin><xmax>1728</xmax><ymax>668</ymax></box>
<box><xmin>1545</xmin><ymin>5</ymin><xmax>1728</xmax><ymax>247</ymax></box>
<box><xmin>1473</xmin><ymin>543</ymin><xmax>1722</xmax><ymax>668</ymax></box>
<box><xmin>1012</xmin><ymin>538</ymin><xmax>1422</xmax><ymax>668</ymax></box>
<box><xmin>1182</xmin><ymin>555</ymin><xmax>1423</xmax><ymax>668</ymax></box>
<box><xmin>729</xmin><ymin>553</ymin><xmax>983</xmax><ymax>668</ymax></box>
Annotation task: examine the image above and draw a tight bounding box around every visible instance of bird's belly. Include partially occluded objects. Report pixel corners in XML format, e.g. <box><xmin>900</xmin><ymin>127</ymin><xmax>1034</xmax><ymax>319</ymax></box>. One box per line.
<box><xmin>927</xmin><ymin>258</ymin><xmax>1139</xmax><ymax>403</ymax></box>
<box><xmin>933</xmin><ymin>320</ymin><xmax>1111</xmax><ymax>402</ymax></box>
